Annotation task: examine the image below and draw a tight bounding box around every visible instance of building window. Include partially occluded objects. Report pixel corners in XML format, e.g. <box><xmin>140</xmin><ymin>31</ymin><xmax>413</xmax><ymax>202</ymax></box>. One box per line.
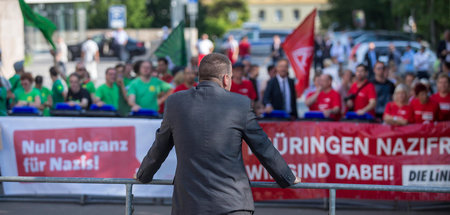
<box><xmin>275</xmin><ymin>9</ymin><xmax>283</xmax><ymax>22</ymax></box>
<box><xmin>293</xmin><ymin>9</ymin><xmax>300</xmax><ymax>21</ymax></box>
<box><xmin>258</xmin><ymin>10</ymin><xmax>265</xmax><ymax>22</ymax></box>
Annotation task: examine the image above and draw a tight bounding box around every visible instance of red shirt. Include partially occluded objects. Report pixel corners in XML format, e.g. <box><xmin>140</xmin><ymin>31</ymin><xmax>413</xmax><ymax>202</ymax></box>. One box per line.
<box><xmin>174</xmin><ymin>83</ymin><xmax>198</xmax><ymax>93</ymax></box>
<box><xmin>231</xmin><ymin>80</ymin><xmax>257</xmax><ymax>100</ymax></box>
<box><xmin>348</xmin><ymin>81</ymin><xmax>376</xmax><ymax>116</ymax></box>
<box><xmin>306</xmin><ymin>91</ymin><xmax>318</xmax><ymax>110</ymax></box>
<box><xmin>430</xmin><ymin>93</ymin><xmax>450</xmax><ymax>121</ymax></box>
<box><xmin>308</xmin><ymin>89</ymin><xmax>342</xmax><ymax>120</ymax></box>
<box><xmin>410</xmin><ymin>98</ymin><xmax>440</xmax><ymax>123</ymax></box>
<box><xmin>384</xmin><ymin>102</ymin><xmax>414</xmax><ymax>123</ymax></box>
<box><xmin>161</xmin><ymin>74</ymin><xmax>173</xmax><ymax>83</ymax></box>
<box><xmin>239</xmin><ymin>41</ymin><xmax>250</xmax><ymax>57</ymax></box>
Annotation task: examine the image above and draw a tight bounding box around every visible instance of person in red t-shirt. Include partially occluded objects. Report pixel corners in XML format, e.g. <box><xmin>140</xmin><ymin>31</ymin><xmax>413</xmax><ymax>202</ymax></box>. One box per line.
<box><xmin>230</xmin><ymin>62</ymin><xmax>257</xmax><ymax>102</ymax></box>
<box><xmin>239</xmin><ymin>36</ymin><xmax>251</xmax><ymax>61</ymax></box>
<box><xmin>174</xmin><ymin>67</ymin><xmax>198</xmax><ymax>93</ymax></box>
<box><xmin>430</xmin><ymin>74</ymin><xmax>450</xmax><ymax>121</ymax></box>
<box><xmin>346</xmin><ymin>64</ymin><xmax>377</xmax><ymax>117</ymax></box>
<box><xmin>410</xmin><ymin>83</ymin><xmax>440</xmax><ymax>123</ymax></box>
<box><xmin>305</xmin><ymin>74</ymin><xmax>342</xmax><ymax>120</ymax></box>
<box><xmin>157</xmin><ymin>58</ymin><xmax>173</xmax><ymax>83</ymax></box>
<box><xmin>383</xmin><ymin>84</ymin><xmax>414</xmax><ymax>125</ymax></box>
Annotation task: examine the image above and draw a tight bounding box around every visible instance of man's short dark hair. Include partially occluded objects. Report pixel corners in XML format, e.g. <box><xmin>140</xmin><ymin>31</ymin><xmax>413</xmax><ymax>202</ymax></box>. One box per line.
<box><xmin>115</xmin><ymin>63</ymin><xmax>125</xmax><ymax>70</ymax></box>
<box><xmin>267</xmin><ymin>65</ymin><xmax>275</xmax><ymax>72</ymax></box>
<box><xmin>356</xmin><ymin>64</ymin><xmax>367</xmax><ymax>71</ymax></box>
<box><xmin>158</xmin><ymin>57</ymin><xmax>168</xmax><ymax>65</ymax></box>
<box><xmin>375</xmin><ymin>61</ymin><xmax>385</xmax><ymax>69</ymax></box>
<box><xmin>49</xmin><ymin>66</ymin><xmax>58</xmax><ymax>77</ymax></box>
<box><xmin>105</xmin><ymin>67</ymin><xmax>115</xmax><ymax>75</ymax></box>
<box><xmin>69</xmin><ymin>73</ymin><xmax>81</xmax><ymax>81</ymax></box>
<box><xmin>199</xmin><ymin>53</ymin><xmax>231</xmax><ymax>81</ymax></box>
<box><xmin>133</xmin><ymin>60</ymin><xmax>144</xmax><ymax>75</ymax></box>
<box><xmin>35</xmin><ymin>75</ymin><xmax>43</xmax><ymax>85</ymax></box>
<box><xmin>276</xmin><ymin>58</ymin><xmax>289</xmax><ymax>66</ymax></box>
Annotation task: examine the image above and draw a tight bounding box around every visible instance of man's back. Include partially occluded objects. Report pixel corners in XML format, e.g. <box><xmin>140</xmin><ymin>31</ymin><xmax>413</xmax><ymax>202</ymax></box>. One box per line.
<box><xmin>137</xmin><ymin>81</ymin><xmax>295</xmax><ymax>215</ymax></box>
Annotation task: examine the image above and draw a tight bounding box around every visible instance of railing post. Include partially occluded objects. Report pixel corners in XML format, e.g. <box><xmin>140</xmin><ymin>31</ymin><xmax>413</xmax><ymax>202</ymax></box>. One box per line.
<box><xmin>329</xmin><ymin>189</ymin><xmax>336</xmax><ymax>215</ymax></box>
<box><xmin>126</xmin><ymin>184</ymin><xmax>133</xmax><ymax>215</ymax></box>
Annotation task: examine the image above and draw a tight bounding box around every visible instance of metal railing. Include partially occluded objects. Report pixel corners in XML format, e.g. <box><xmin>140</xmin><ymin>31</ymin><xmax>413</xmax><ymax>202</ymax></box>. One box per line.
<box><xmin>1</xmin><ymin>176</ymin><xmax>450</xmax><ymax>215</ymax></box>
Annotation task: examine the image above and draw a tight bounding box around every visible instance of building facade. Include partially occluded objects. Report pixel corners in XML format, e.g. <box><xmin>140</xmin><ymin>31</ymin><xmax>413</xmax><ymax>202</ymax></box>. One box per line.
<box><xmin>248</xmin><ymin>0</ymin><xmax>329</xmax><ymax>29</ymax></box>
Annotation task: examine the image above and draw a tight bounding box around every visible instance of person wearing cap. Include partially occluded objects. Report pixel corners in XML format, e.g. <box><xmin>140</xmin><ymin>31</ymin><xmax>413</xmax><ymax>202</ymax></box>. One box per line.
<box><xmin>383</xmin><ymin>84</ymin><xmax>414</xmax><ymax>125</ymax></box>
<box><xmin>12</xmin><ymin>72</ymin><xmax>41</xmax><ymax>108</ymax></box>
<box><xmin>410</xmin><ymin>83</ymin><xmax>440</xmax><ymax>123</ymax></box>
<box><xmin>230</xmin><ymin>62</ymin><xmax>257</xmax><ymax>103</ymax></box>
<box><xmin>9</xmin><ymin>60</ymin><xmax>25</xmax><ymax>92</ymax></box>
<box><xmin>34</xmin><ymin>75</ymin><xmax>52</xmax><ymax>116</ymax></box>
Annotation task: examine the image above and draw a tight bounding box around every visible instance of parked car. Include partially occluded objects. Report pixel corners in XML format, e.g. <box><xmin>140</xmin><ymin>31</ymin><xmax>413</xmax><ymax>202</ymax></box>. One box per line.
<box><xmin>67</xmin><ymin>34</ymin><xmax>146</xmax><ymax>61</ymax></box>
<box><xmin>351</xmin><ymin>41</ymin><xmax>437</xmax><ymax>72</ymax></box>
<box><xmin>218</xmin><ymin>28</ymin><xmax>292</xmax><ymax>56</ymax></box>
<box><xmin>352</xmin><ymin>31</ymin><xmax>414</xmax><ymax>45</ymax></box>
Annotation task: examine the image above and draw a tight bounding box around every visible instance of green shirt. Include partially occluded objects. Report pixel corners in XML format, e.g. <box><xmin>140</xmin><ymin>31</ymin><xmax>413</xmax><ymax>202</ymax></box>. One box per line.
<box><xmin>83</xmin><ymin>81</ymin><xmax>96</xmax><ymax>94</ymax></box>
<box><xmin>36</xmin><ymin>87</ymin><xmax>51</xmax><ymax>104</ymax></box>
<box><xmin>95</xmin><ymin>83</ymin><xmax>119</xmax><ymax>109</ymax></box>
<box><xmin>9</xmin><ymin>74</ymin><xmax>21</xmax><ymax>92</ymax></box>
<box><xmin>52</xmin><ymin>79</ymin><xmax>65</xmax><ymax>107</ymax></box>
<box><xmin>66</xmin><ymin>77</ymin><xmax>95</xmax><ymax>94</ymax></box>
<box><xmin>127</xmin><ymin>77</ymin><xmax>172</xmax><ymax>111</ymax></box>
<box><xmin>123</xmin><ymin>77</ymin><xmax>133</xmax><ymax>87</ymax></box>
<box><xmin>14</xmin><ymin>88</ymin><xmax>40</xmax><ymax>103</ymax></box>
<box><xmin>0</xmin><ymin>87</ymin><xmax>7</xmax><ymax>116</ymax></box>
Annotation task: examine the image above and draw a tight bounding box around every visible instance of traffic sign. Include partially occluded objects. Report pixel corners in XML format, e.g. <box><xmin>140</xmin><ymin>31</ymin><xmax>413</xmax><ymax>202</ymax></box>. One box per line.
<box><xmin>109</xmin><ymin>5</ymin><xmax>126</xmax><ymax>28</ymax></box>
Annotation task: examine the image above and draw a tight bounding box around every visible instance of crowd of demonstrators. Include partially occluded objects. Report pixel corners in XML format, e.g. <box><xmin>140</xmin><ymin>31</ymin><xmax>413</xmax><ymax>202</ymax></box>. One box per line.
<box><xmin>307</xmin><ymin>29</ymin><xmax>450</xmax><ymax>124</ymax></box>
<box><xmin>1</xmin><ymin>29</ymin><xmax>449</xmax><ymax>125</ymax></box>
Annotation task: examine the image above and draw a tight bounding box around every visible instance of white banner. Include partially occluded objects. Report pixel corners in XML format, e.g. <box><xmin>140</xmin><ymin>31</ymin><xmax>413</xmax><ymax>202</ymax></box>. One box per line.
<box><xmin>0</xmin><ymin>117</ymin><xmax>176</xmax><ymax>197</ymax></box>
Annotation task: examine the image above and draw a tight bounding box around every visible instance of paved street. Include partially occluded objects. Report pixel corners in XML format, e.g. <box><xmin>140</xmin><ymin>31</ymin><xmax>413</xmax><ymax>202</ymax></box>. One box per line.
<box><xmin>1</xmin><ymin>201</ymin><xmax>449</xmax><ymax>215</ymax></box>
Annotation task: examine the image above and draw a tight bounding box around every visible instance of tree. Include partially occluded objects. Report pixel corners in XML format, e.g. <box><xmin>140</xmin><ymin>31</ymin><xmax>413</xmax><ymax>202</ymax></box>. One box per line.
<box><xmin>322</xmin><ymin>0</ymin><xmax>449</xmax><ymax>49</ymax></box>
<box><xmin>87</xmin><ymin>0</ymin><xmax>152</xmax><ymax>29</ymax></box>
<box><xmin>147</xmin><ymin>0</ymin><xmax>171</xmax><ymax>28</ymax></box>
<box><xmin>196</xmin><ymin>0</ymin><xmax>249</xmax><ymax>38</ymax></box>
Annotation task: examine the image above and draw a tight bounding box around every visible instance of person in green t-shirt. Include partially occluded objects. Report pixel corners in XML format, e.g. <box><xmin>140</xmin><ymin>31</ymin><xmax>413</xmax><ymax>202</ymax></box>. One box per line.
<box><xmin>94</xmin><ymin>68</ymin><xmax>123</xmax><ymax>109</ymax></box>
<box><xmin>49</xmin><ymin>66</ymin><xmax>65</xmax><ymax>108</ymax></box>
<box><xmin>127</xmin><ymin>61</ymin><xmax>173</xmax><ymax>112</ymax></box>
<box><xmin>34</xmin><ymin>75</ymin><xmax>52</xmax><ymax>116</ymax></box>
<box><xmin>13</xmin><ymin>72</ymin><xmax>41</xmax><ymax>108</ymax></box>
<box><xmin>0</xmin><ymin>85</ymin><xmax>8</xmax><ymax>116</ymax></box>
<box><xmin>9</xmin><ymin>60</ymin><xmax>25</xmax><ymax>92</ymax></box>
<box><xmin>115</xmin><ymin>63</ymin><xmax>134</xmax><ymax>116</ymax></box>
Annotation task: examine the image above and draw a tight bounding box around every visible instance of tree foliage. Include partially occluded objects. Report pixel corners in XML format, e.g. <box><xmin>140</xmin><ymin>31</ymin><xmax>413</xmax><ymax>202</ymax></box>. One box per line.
<box><xmin>196</xmin><ymin>0</ymin><xmax>249</xmax><ymax>38</ymax></box>
<box><xmin>87</xmin><ymin>0</ymin><xmax>151</xmax><ymax>29</ymax></box>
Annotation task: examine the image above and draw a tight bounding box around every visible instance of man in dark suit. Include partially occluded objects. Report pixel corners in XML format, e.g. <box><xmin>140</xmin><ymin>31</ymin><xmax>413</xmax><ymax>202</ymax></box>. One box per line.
<box><xmin>437</xmin><ymin>30</ymin><xmax>450</xmax><ymax>74</ymax></box>
<box><xmin>364</xmin><ymin>42</ymin><xmax>378</xmax><ymax>80</ymax></box>
<box><xmin>137</xmin><ymin>53</ymin><xmax>300</xmax><ymax>215</ymax></box>
<box><xmin>263</xmin><ymin>59</ymin><xmax>298</xmax><ymax>119</ymax></box>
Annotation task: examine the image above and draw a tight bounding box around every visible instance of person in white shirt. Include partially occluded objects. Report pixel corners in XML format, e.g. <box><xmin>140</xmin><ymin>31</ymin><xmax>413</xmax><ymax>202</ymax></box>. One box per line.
<box><xmin>414</xmin><ymin>43</ymin><xmax>431</xmax><ymax>79</ymax></box>
<box><xmin>112</xmin><ymin>27</ymin><xmax>129</xmax><ymax>61</ymax></box>
<box><xmin>81</xmin><ymin>36</ymin><xmax>100</xmax><ymax>81</ymax></box>
<box><xmin>330</xmin><ymin>41</ymin><xmax>346</xmax><ymax>64</ymax></box>
<box><xmin>56</xmin><ymin>36</ymin><xmax>68</xmax><ymax>75</ymax></box>
<box><xmin>223</xmin><ymin>35</ymin><xmax>239</xmax><ymax>64</ymax></box>
<box><xmin>197</xmin><ymin>34</ymin><xmax>214</xmax><ymax>64</ymax></box>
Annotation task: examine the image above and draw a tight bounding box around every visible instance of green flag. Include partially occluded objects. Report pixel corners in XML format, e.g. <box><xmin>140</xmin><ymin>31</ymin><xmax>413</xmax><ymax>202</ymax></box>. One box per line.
<box><xmin>19</xmin><ymin>0</ymin><xmax>57</xmax><ymax>50</ymax></box>
<box><xmin>154</xmin><ymin>21</ymin><xmax>187</xmax><ymax>67</ymax></box>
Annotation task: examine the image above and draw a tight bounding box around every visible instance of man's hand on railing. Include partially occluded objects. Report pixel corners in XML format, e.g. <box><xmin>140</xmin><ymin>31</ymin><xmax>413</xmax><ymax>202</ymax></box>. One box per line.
<box><xmin>294</xmin><ymin>176</ymin><xmax>301</xmax><ymax>184</ymax></box>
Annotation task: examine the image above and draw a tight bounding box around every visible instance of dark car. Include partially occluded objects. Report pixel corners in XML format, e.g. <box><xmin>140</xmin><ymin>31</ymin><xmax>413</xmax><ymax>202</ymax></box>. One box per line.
<box><xmin>67</xmin><ymin>34</ymin><xmax>146</xmax><ymax>61</ymax></box>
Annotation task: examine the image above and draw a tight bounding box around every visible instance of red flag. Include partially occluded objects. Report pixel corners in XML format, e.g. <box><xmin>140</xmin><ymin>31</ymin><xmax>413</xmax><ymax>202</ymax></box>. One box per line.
<box><xmin>282</xmin><ymin>9</ymin><xmax>316</xmax><ymax>98</ymax></box>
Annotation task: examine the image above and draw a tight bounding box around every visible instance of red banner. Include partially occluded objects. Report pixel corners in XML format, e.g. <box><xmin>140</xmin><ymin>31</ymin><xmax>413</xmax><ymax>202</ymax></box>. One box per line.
<box><xmin>282</xmin><ymin>9</ymin><xmax>316</xmax><ymax>97</ymax></box>
<box><xmin>243</xmin><ymin>121</ymin><xmax>450</xmax><ymax>201</ymax></box>
<box><xmin>14</xmin><ymin>126</ymin><xmax>141</xmax><ymax>178</ymax></box>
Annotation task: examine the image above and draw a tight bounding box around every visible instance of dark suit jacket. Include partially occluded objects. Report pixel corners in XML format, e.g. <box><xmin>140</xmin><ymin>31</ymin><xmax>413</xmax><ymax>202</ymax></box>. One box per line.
<box><xmin>437</xmin><ymin>40</ymin><xmax>448</xmax><ymax>61</ymax></box>
<box><xmin>137</xmin><ymin>81</ymin><xmax>295</xmax><ymax>215</ymax></box>
<box><xmin>364</xmin><ymin>50</ymin><xmax>378</xmax><ymax>79</ymax></box>
<box><xmin>263</xmin><ymin>77</ymin><xmax>298</xmax><ymax>118</ymax></box>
